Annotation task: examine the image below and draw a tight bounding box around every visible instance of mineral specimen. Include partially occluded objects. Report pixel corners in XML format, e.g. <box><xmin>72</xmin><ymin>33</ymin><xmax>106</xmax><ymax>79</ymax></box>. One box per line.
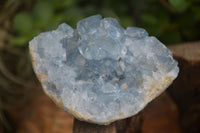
<box><xmin>29</xmin><ymin>15</ymin><xmax>179</xmax><ymax>125</ymax></box>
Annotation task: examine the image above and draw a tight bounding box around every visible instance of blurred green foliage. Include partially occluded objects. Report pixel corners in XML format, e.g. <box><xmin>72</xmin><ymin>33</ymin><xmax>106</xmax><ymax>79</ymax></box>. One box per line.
<box><xmin>11</xmin><ymin>0</ymin><xmax>200</xmax><ymax>46</ymax></box>
<box><xmin>169</xmin><ymin>0</ymin><xmax>189</xmax><ymax>12</ymax></box>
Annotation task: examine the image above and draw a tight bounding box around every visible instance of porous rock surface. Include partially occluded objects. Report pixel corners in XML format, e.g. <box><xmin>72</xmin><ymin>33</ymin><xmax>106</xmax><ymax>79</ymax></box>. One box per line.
<box><xmin>29</xmin><ymin>15</ymin><xmax>179</xmax><ymax>125</ymax></box>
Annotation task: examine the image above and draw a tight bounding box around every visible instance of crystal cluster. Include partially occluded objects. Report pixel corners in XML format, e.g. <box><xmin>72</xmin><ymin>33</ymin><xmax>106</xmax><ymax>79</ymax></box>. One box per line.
<box><xmin>29</xmin><ymin>15</ymin><xmax>179</xmax><ymax>125</ymax></box>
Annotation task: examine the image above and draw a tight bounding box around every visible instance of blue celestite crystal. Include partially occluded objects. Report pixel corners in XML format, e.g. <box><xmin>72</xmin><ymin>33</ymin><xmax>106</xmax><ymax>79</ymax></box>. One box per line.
<box><xmin>29</xmin><ymin>15</ymin><xmax>179</xmax><ymax>125</ymax></box>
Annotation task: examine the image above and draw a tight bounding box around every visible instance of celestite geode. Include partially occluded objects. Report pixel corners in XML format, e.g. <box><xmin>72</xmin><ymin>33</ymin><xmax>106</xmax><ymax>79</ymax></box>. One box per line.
<box><xmin>29</xmin><ymin>15</ymin><xmax>179</xmax><ymax>125</ymax></box>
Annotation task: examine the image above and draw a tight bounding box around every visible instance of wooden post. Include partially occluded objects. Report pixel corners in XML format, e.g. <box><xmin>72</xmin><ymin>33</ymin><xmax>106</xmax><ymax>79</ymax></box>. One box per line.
<box><xmin>73</xmin><ymin>112</ymin><xmax>143</xmax><ymax>133</ymax></box>
<box><xmin>73</xmin><ymin>119</ymin><xmax>116</xmax><ymax>133</ymax></box>
<box><xmin>168</xmin><ymin>42</ymin><xmax>200</xmax><ymax>133</ymax></box>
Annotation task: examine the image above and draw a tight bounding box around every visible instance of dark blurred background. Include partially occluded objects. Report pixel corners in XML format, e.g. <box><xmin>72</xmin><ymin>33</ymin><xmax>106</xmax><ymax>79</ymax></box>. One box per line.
<box><xmin>0</xmin><ymin>0</ymin><xmax>200</xmax><ymax>132</ymax></box>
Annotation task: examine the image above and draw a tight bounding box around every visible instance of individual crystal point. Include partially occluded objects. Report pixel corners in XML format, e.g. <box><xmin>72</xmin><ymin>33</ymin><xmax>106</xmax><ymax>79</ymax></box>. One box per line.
<box><xmin>29</xmin><ymin>15</ymin><xmax>179</xmax><ymax>125</ymax></box>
